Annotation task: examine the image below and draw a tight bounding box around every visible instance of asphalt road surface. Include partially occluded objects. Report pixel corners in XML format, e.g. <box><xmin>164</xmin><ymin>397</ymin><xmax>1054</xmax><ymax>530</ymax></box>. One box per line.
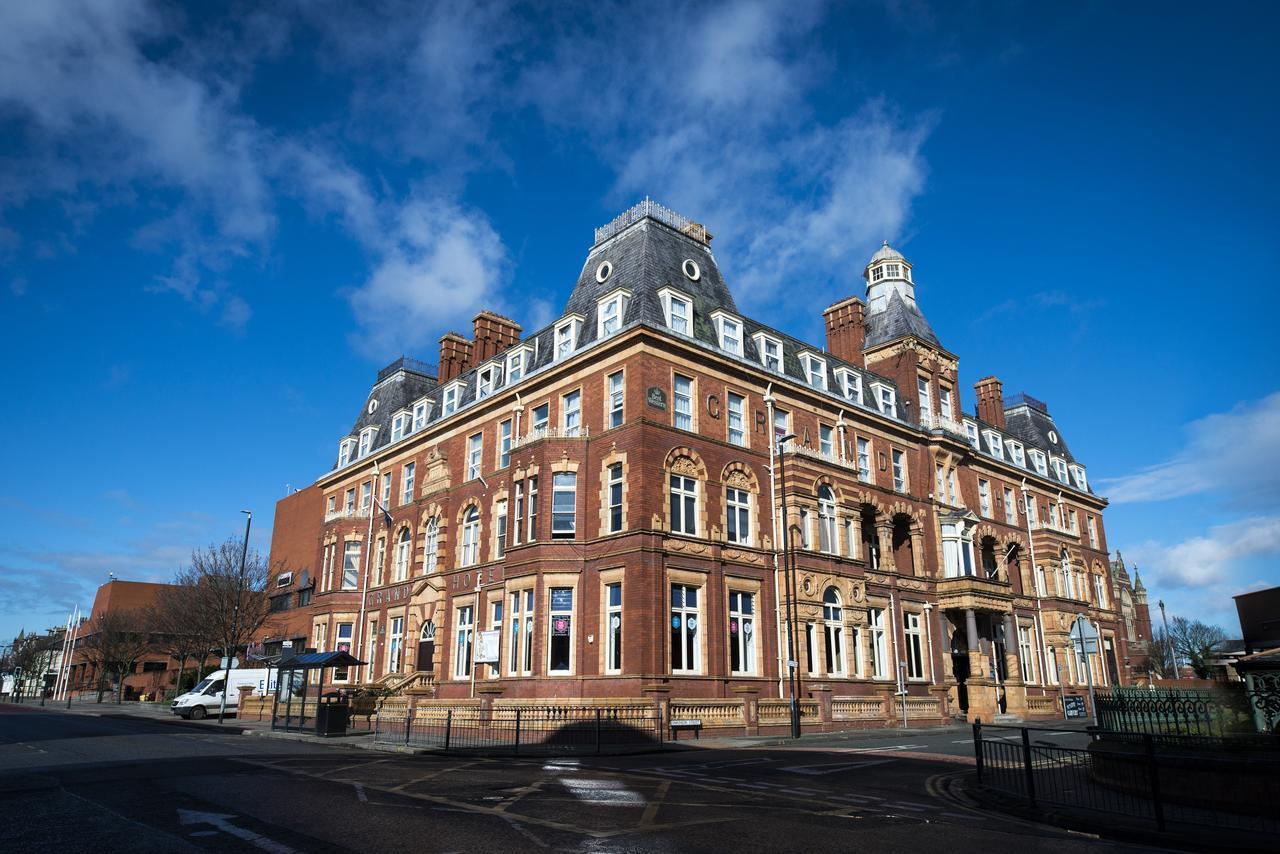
<box><xmin>0</xmin><ymin>705</ymin><xmax>1151</xmax><ymax>853</ymax></box>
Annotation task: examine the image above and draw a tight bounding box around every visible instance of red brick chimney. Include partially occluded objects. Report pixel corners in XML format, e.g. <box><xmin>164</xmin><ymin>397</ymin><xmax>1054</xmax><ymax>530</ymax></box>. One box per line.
<box><xmin>438</xmin><ymin>332</ymin><xmax>473</xmax><ymax>383</ymax></box>
<box><xmin>975</xmin><ymin>376</ymin><xmax>1005</xmax><ymax>428</ymax></box>
<box><xmin>471</xmin><ymin>311</ymin><xmax>522</xmax><ymax>364</ymax></box>
<box><xmin>822</xmin><ymin>296</ymin><xmax>866</xmax><ymax>368</ymax></box>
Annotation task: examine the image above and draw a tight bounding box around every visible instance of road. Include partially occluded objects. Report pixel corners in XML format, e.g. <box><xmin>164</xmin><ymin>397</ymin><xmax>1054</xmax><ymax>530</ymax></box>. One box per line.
<box><xmin>0</xmin><ymin>705</ymin><xmax>1150</xmax><ymax>853</ymax></box>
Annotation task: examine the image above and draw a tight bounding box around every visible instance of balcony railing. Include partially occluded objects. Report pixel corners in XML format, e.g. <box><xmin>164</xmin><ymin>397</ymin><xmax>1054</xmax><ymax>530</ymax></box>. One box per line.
<box><xmin>325</xmin><ymin>507</ymin><xmax>372</xmax><ymax>522</ymax></box>
<box><xmin>919</xmin><ymin>412</ymin><xmax>967</xmax><ymax>438</ymax></box>
<box><xmin>1033</xmin><ymin>519</ymin><xmax>1079</xmax><ymax>537</ymax></box>
<box><xmin>780</xmin><ymin>440</ymin><xmax>855</xmax><ymax>470</ymax></box>
<box><xmin>511</xmin><ymin>425</ymin><xmax>590</xmax><ymax>450</ymax></box>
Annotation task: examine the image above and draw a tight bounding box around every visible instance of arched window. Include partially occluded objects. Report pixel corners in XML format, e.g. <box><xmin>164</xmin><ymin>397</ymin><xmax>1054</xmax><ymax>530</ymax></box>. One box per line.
<box><xmin>461</xmin><ymin>507</ymin><xmax>481</xmax><ymax>566</ymax></box>
<box><xmin>422</xmin><ymin>518</ymin><xmax>439</xmax><ymax>574</ymax></box>
<box><xmin>817</xmin><ymin>485</ymin><xmax>837</xmax><ymax>554</ymax></box>
<box><xmin>394</xmin><ymin>527</ymin><xmax>412</xmax><ymax>582</ymax></box>
<box><xmin>823</xmin><ymin>587</ymin><xmax>845</xmax><ymax>676</ymax></box>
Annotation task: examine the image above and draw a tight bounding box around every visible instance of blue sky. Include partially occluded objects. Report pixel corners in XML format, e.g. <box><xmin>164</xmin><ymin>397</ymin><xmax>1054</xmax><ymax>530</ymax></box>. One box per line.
<box><xmin>2</xmin><ymin>1</ymin><xmax>1277</xmax><ymax>642</ymax></box>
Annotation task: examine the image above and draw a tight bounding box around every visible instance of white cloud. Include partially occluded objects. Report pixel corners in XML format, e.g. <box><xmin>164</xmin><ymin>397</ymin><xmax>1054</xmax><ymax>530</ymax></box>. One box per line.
<box><xmin>1126</xmin><ymin>515</ymin><xmax>1280</xmax><ymax>590</ymax></box>
<box><xmin>345</xmin><ymin>197</ymin><xmax>509</xmax><ymax>359</ymax></box>
<box><xmin>1101</xmin><ymin>392</ymin><xmax>1280</xmax><ymax>505</ymax></box>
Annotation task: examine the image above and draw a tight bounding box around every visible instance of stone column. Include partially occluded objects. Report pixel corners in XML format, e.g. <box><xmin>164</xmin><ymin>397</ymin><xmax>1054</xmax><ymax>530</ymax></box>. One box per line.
<box><xmin>910</xmin><ymin>528</ymin><xmax>926</xmax><ymax>577</ymax></box>
<box><xmin>876</xmin><ymin>522</ymin><xmax>896</xmax><ymax>571</ymax></box>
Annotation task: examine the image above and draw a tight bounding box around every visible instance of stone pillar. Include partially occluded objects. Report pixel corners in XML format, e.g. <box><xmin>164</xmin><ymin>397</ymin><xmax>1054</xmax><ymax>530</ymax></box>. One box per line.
<box><xmin>1003</xmin><ymin>613</ymin><xmax>1028</xmax><ymax>718</ymax></box>
<box><xmin>910</xmin><ymin>528</ymin><xmax>925</xmax><ymax>577</ymax></box>
<box><xmin>876</xmin><ymin>522</ymin><xmax>896</xmax><ymax>571</ymax></box>
<box><xmin>808</xmin><ymin>684</ymin><xmax>833</xmax><ymax>727</ymax></box>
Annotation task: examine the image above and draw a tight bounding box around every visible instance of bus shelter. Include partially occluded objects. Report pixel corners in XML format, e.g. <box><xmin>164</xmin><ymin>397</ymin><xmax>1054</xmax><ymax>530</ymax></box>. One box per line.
<box><xmin>271</xmin><ymin>651</ymin><xmax>365</xmax><ymax>733</ymax></box>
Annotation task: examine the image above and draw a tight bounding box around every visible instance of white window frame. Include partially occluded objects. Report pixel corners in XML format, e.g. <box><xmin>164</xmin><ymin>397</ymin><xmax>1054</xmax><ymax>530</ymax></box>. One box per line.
<box><xmin>1030</xmin><ymin>449</ymin><xmax>1048</xmax><ymax>476</ymax></box>
<box><xmin>401</xmin><ymin>462</ymin><xmax>415</xmax><ymax>505</ymax></box>
<box><xmin>596</xmin><ymin>289</ymin><xmax>631</xmax><ymax>338</ymax></box>
<box><xmin>442</xmin><ymin>382</ymin><xmax>462</xmax><ymax>417</ymax></box>
<box><xmin>1008</xmin><ymin>441</ymin><xmax>1025</xmax><ymax>467</ymax></box>
<box><xmin>917</xmin><ymin>376</ymin><xmax>932</xmax><ymax>418</ymax></box>
<box><xmin>552</xmin><ymin>471</ymin><xmax>577</xmax><ymax>539</ymax></box>
<box><xmin>727</xmin><ymin>392</ymin><xmax>747</xmax><ymax>447</ymax></box>
<box><xmin>892</xmin><ymin>449</ymin><xmax>907</xmax><ymax>492</ymax></box>
<box><xmin>358</xmin><ymin>426</ymin><xmax>376</xmax><ymax>458</ymax></box>
<box><xmin>669</xmin><ymin>473</ymin><xmax>698</xmax><ymax>536</ymax></box>
<box><xmin>547</xmin><ymin>587</ymin><xmax>574</xmax><ymax>675</ymax></box>
<box><xmin>461</xmin><ymin>506</ymin><xmax>480</xmax><ymax>566</ymax></box>
<box><xmin>712</xmin><ymin>311</ymin><xmax>744</xmax><ymax>356</ymax></box>
<box><xmin>554</xmin><ymin>315</ymin><xmax>583</xmax><ymax>361</ymax></box>
<box><xmin>476</xmin><ymin>364</ymin><xmax>499</xmax><ymax>400</ymax></box>
<box><xmin>726</xmin><ymin>485</ymin><xmax>751</xmax><ymax>545</ymax></box>
<box><xmin>869</xmin><ymin>608</ymin><xmax>889</xmax><ymax>679</ymax></box>
<box><xmin>836</xmin><ymin>368</ymin><xmax>862</xmax><ymax>404</ymax></box>
<box><xmin>817</xmin><ymin>485</ymin><xmax>837</xmax><ymax>554</ymax></box>
<box><xmin>904</xmin><ymin>611</ymin><xmax>926</xmax><ymax>680</ymax></box>
<box><xmin>454</xmin><ymin>605</ymin><xmax>473</xmax><ymax>679</ymax></box>
<box><xmin>1004</xmin><ymin>486</ymin><xmax>1017</xmax><ymax>525</ymax></box>
<box><xmin>467</xmin><ymin>433</ymin><xmax>483</xmax><ymax>480</ymax></box>
<box><xmin>341</xmin><ymin>541</ymin><xmax>360</xmax><ymax>590</ymax></box>
<box><xmin>499</xmin><ymin>420</ymin><xmax>512</xmax><ymax>468</ymax></box>
<box><xmin>872</xmin><ymin>382</ymin><xmax>896</xmax><ymax>415</ymax></box>
<box><xmin>670</xmin><ymin>583</ymin><xmax>701</xmax><ymax>674</ymax></box>
<box><xmin>381</xmin><ymin>471</ymin><xmax>392</xmax><ymax>506</ymax></box>
<box><xmin>822</xmin><ymin>588</ymin><xmax>845</xmax><ymax>677</ymax></box>
<box><xmin>938</xmin><ymin>384</ymin><xmax>954</xmax><ymax>420</ymax></box>
<box><xmin>391</xmin><ymin>413</ymin><xmax>406</xmax><ymax>443</ymax></box>
<box><xmin>856</xmin><ymin>436</ymin><xmax>871</xmax><ymax>483</ymax></box>
<box><xmin>819</xmin><ymin>424</ymin><xmax>834</xmax><ymax>458</ymax></box>
<box><xmin>607</xmin><ymin>371</ymin><xmax>625</xmax><ymax>429</ymax></box>
<box><xmin>1052</xmin><ymin>457</ymin><xmax>1069</xmax><ymax>483</ymax></box>
<box><xmin>728</xmin><ymin>590</ymin><xmax>756</xmax><ymax>675</ymax></box>
<box><xmin>607</xmin><ymin>463</ymin><xmax>624</xmax><ymax>533</ymax></box>
<box><xmin>1087</xmin><ymin>515</ymin><xmax>1099</xmax><ymax>549</ymax></box>
<box><xmin>393</xmin><ymin>527</ymin><xmax>411</xmax><ymax>582</ymax></box>
<box><xmin>983</xmin><ymin>430</ymin><xmax>1003</xmax><ymax>458</ymax></box>
<box><xmin>531</xmin><ymin>402</ymin><xmax>549</xmax><ymax>431</ymax></box>
<box><xmin>801</xmin><ymin>353</ymin><xmax>828</xmax><ymax>391</ymax></box>
<box><xmin>964</xmin><ymin>421</ymin><xmax>979</xmax><ymax>449</ymax></box>
<box><xmin>412</xmin><ymin>400</ymin><xmax>430</xmax><ymax>432</ymax></box>
<box><xmin>605</xmin><ymin>583</ymin><xmax>622</xmax><ymax>674</ymax></box>
<box><xmin>338</xmin><ymin>439</ymin><xmax>355</xmax><ymax>467</ymax></box>
<box><xmin>673</xmin><ymin>374</ymin><xmax>694</xmax><ymax>431</ymax></box>
<box><xmin>657</xmin><ymin>287</ymin><xmax>693</xmax><ymax>335</ymax></box>
<box><xmin>423</xmin><ymin>518</ymin><xmax>439</xmax><ymax>573</ymax></box>
<box><xmin>562</xmin><ymin>389</ymin><xmax>581</xmax><ymax>436</ymax></box>
<box><xmin>978</xmin><ymin>479</ymin><xmax>991</xmax><ymax>517</ymax></box>
<box><xmin>1018</xmin><ymin>624</ymin><xmax>1037</xmax><ymax>684</ymax></box>
<box><xmin>509</xmin><ymin>589</ymin><xmax>534</xmax><ymax>676</ymax></box>
<box><xmin>505</xmin><ymin>347</ymin><xmax>528</xmax><ymax>384</ymax></box>
<box><xmin>753</xmin><ymin>332</ymin><xmax>782</xmax><ymax>372</ymax></box>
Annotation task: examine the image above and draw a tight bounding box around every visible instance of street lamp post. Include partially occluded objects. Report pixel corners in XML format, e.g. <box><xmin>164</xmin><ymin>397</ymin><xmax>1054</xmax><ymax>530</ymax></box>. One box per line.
<box><xmin>218</xmin><ymin>510</ymin><xmax>252</xmax><ymax>725</ymax></box>
<box><xmin>776</xmin><ymin>434</ymin><xmax>801</xmax><ymax>739</ymax></box>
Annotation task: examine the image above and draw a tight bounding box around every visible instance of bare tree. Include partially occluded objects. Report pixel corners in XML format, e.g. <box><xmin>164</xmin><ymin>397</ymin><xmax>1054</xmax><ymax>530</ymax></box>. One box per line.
<box><xmin>1150</xmin><ymin>625</ymin><xmax>1178</xmax><ymax>678</ymax></box>
<box><xmin>147</xmin><ymin>571</ymin><xmax>219</xmax><ymax>695</ymax></box>
<box><xmin>1168</xmin><ymin>616</ymin><xmax>1228</xmax><ymax>679</ymax></box>
<box><xmin>78</xmin><ymin>609</ymin><xmax>155</xmax><ymax>703</ymax></box>
<box><xmin>186</xmin><ymin>538</ymin><xmax>278</xmax><ymax>672</ymax></box>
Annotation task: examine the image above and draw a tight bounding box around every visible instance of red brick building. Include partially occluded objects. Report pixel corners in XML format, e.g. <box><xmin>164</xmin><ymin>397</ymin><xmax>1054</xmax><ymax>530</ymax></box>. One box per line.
<box><xmin>265</xmin><ymin>201</ymin><xmax>1145</xmax><ymax>729</ymax></box>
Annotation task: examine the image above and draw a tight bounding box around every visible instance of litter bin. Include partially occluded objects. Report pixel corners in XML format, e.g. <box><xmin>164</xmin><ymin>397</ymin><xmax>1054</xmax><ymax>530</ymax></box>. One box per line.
<box><xmin>315</xmin><ymin>692</ymin><xmax>350</xmax><ymax>737</ymax></box>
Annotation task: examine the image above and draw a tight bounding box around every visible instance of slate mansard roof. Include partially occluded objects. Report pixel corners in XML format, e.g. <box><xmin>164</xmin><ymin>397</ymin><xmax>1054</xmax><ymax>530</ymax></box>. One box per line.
<box><xmin>326</xmin><ymin>200</ymin><xmax>1092</xmax><ymax>497</ymax></box>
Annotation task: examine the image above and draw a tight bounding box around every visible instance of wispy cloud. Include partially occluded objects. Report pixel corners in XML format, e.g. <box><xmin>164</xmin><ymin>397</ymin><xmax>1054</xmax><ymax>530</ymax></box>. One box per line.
<box><xmin>1126</xmin><ymin>515</ymin><xmax>1280</xmax><ymax>590</ymax></box>
<box><xmin>1101</xmin><ymin>392</ymin><xmax>1280</xmax><ymax>505</ymax></box>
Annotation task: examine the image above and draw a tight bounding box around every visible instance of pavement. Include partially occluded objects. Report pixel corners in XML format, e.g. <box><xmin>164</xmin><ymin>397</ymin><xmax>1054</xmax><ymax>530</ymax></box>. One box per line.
<box><xmin>0</xmin><ymin>700</ymin><xmax>1161</xmax><ymax>853</ymax></box>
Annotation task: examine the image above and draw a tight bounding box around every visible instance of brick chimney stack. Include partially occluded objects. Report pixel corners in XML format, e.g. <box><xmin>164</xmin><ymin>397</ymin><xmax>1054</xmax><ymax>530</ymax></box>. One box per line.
<box><xmin>438</xmin><ymin>332</ymin><xmax>474</xmax><ymax>383</ymax></box>
<box><xmin>822</xmin><ymin>296</ymin><xmax>866</xmax><ymax>368</ymax></box>
<box><xmin>974</xmin><ymin>376</ymin><xmax>1005</xmax><ymax>428</ymax></box>
<box><xmin>472</xmin><ymin>311</ymin><xmax>522</xmax><ymax>364</ymax></box>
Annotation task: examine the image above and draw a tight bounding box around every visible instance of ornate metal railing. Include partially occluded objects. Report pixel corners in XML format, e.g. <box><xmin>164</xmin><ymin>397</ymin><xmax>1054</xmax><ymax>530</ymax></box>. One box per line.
<box><xmin>1245</xmin><ymin>671</ymin><xmax>1280</xmax><ymax>733</ymax></box>
<box><xmin>1094</xmin><ymin>686</ymin><xmax>1255</xmax><ymax>738</ymax></box>
<box><xmin>594</xmin><ymin>198</ymin><xmax>707</xmax><ymax>245</ymax></box>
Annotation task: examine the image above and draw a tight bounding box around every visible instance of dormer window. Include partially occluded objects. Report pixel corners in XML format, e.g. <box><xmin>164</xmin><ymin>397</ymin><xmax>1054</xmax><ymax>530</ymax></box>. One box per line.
<box><xmin>1008</xmin><ymin>441</ymin><xmax>1025</xmax><ymax>467</ymax></box>
<box><xmin>658</xmin><ymin>287</ymin><xmax>692</xmax><ymax>335</ymax></box>
<box><xmin>872</xmin><ymin>382</ymin><xmax>895</xmax><ymax>415</ymax></box>
<box><xmin>391</xmin><ymin>413</ymin><xmax>406</xmax><ymax>443</ymax></box>
<box><xmin>338</xmin><ymin>439</ymin><xmax>355</xmax><ymax>467</ymax></box>
<box><xmin>506</xmin><ymin>346</ymin><xmax>528</xmax><ymax>383</ymax></box>
<box><xmin>835</xmin><ymin>368</ymin><xmax>862</xmax><ymax>404</ymax></box>
<box><xmin>596</xmin><ymin>289</ymin><xmax>631</xmax><ymax>338</ymax></box>
<box><xmin>412</xmin><ymin>399</ymin><xmax>430</xmax><ymax>431</ymax></box>
<box><xmin>1070</xmin><ymin>465</ymin><xmax>1088</xmax><ymax>491</ymax></box>
<box><xmin>554</xmin><ymin>316</ymin><xmax>583</xmax><ymax>360</ymax></box>
<box><xmin>983</xmin><ymin>430</ymin><xmax>1003</xmax><ymax>458</ymax></box>
<box><xmin>938</xmin><ymin>385</ymin><xmax>954</xmax><ymax>420</ymax></box>
<box><xmin>477</xmin><ymin>364</ymin><xmax>499</xmax><ymax>400</ymax></box>
<box><xmin>442</xmin><ymin>382</ymin><xmax>462</xmax><ymax>417</ymax></box>
<box><xmin>800</xmin><ymin>353</ymin><xmax>827</xmax><ymax>391</ymax></box>
<box><xmin>712</xmin><ymin>312</ymin><xmax>743</xmax><ymax>356</ymax></box>
<box><xmin>872</xmin><ymin>266</ymin><xmax>885</xmax><ymax>282</ymax></box>
<box><xmin>1029</xmin><ymin>449</ymin><xmax>1048</xmax><ymax>476</ymax></box>
<box><xmin>358</xmin><ymin>426</ymin><xmax>377</xmax><ymax>458</ymax></box>
<box><xmin>1052</xmin><ymin>457</ymin><xmax>1069</xmax><ymax>483</ymax></box>
<box><xmin>964</xmin><ymin>421</ymin><xmax>979</xmax><ymax>448</ymax></box>
<box><xmin>753</xmin><ymin>333</ymin><xmax>782</xmax><ymax>372</ymax></box>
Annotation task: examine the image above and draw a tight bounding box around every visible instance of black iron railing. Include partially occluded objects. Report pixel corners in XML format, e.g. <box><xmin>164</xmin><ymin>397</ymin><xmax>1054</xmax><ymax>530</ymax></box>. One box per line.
<box><xmin>973</xmin><ymin>722</ymin><xmax>1280</xmax><ymax>835</ymax></box>
<box><xmin>374</xmin><ymin>705</ymin><xmax>664</xmax><ymax>754</ymax></box>
<box><xmin>1093</xmin><ymin>686</ymin><xmax>1253</xmax><ymax>738</ymax></box>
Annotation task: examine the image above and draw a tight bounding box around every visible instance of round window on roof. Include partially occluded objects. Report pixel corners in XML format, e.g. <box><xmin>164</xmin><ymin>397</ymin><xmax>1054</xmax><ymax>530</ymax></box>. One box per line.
<box><xmin>367</xmin><ymin>399</ymin><xmax>379</xmax><ymax>414</ymax></box>
<box><xmin>1047</xmin><ymin>430</ymin><xmax>1058</xmax><ymax>444</ymax></box>
<box><xmin>682</xmin><ymin>259</ymin><xmax>701</xmax><ymax>281</ymax></box>
<box><xmin>596</xmin><ymin>261</ymin><xmax>613</xmax><ymax>283</ymax></box>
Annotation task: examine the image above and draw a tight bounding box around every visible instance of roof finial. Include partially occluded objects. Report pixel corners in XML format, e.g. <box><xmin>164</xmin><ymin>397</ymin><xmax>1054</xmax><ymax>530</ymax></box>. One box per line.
<box><xmin>882</xmin><ymin>239</ymin><xmax>889</xmax><ymax>247</ymax></box>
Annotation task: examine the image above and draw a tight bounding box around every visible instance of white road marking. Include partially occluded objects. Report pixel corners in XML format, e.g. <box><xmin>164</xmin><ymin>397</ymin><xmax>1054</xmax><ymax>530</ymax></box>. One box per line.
<box><xmin>781</xmin><ymin>759</ymin><xmax>894</xmax><ymax>775</ymax></box>
<box><xmin>177</xmin><ymin>809</ymin><xmax>299</xmax><ymax>854</ymax></box>
<box><xmin>354</xmin><ymin>783</ymin><xmax>368</xmax><ymax>803</ymax></box>
<box><xmin>885</xmin><ymin>801</ymin><xmax>929</xmax><ymax>811</ymax></box>
<box><xmin>839</xmin><ymin>744</ymin><xmax>928</xmax><ymax>753</ymax></box>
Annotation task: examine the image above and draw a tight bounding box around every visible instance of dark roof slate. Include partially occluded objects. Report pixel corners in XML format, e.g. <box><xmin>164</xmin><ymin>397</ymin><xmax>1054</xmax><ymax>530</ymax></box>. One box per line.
<box><xmin>864</xmin><ymin>290</ymin><xmax>941</xmax><ymax>348</ymax></box>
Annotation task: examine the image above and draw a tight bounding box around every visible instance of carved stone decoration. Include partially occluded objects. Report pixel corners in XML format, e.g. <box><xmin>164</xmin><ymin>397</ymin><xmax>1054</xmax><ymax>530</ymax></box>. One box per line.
<box><xmin>670</xmin><ymin>456</ymin><xmax>701</xmax><ymax>477</ymax></box>
<box><xmin>725</xmin><ymin>470</ymin><xmax>752</xmax><ymax>489</ymax></box>
<box><xmin>850</xmin><ymin>579</ymin><xmax>866</xmax><ymax>602</ymax></box>
<box><xmin>667</xmin><ymin>538</ymin><xmax>709</xmax><ymax>555</ymax></box>
<box><xmin>423</xmin><ymin>446</ymin><xmax>451</xmax><ymax>496</ymax></box>
<box><xmin>802</xmin><ymin>575</ymin><xmax>815</xmax><ymax>596</ymax></box>
<box><xmin>723</xmin><ymin>548</ymin><xmax>763</xmax><ymax>565</ymax></box>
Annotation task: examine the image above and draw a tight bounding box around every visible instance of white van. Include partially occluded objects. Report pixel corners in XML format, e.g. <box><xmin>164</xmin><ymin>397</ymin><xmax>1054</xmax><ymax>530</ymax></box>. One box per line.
<box><xmin>171</xmin><ymin>668</ymin><xmax>275</xmax><ymax>720</ymax></box>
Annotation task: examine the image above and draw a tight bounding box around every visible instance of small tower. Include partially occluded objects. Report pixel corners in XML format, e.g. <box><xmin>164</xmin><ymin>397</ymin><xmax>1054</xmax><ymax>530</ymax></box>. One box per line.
<box><xmin>861</xmin><ymin>241</ymin><xmax>957</xmax><ymax>428</ymax></box>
